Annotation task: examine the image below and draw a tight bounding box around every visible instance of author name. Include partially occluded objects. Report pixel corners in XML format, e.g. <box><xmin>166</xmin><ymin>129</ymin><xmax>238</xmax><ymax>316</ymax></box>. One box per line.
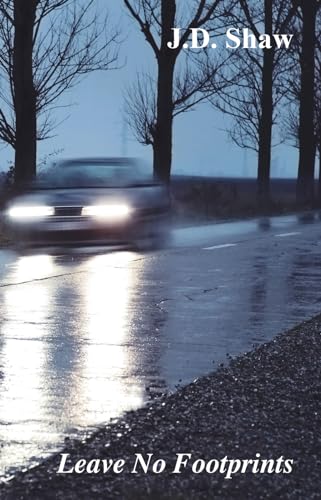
<box><xmin>168</xmin><ymin>28</ymin><xmax>294</xmax><ymax>50</ymax></box>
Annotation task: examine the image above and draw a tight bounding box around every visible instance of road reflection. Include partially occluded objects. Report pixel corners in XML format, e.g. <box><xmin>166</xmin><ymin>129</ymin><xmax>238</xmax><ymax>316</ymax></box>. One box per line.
<box><xmin>0</xmin><ymin>251</ymin><xmax>157</xmax><ymax>475</ymax></box>
<box><xmin>76</xmin><ymin>253</ymin><xmax>144</xmax><ymax>424</ymax></box>
<box><xmin>0</xmin><ymin>255</ymin><xmax>56</xmax><ymax>473</ymax></box>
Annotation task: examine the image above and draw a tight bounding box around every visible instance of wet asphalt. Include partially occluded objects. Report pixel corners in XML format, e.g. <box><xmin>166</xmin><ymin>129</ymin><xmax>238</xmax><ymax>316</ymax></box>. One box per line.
<box><xmin>1</xmin><ymin>211</ymin><xmax>321</xmax><ymax>476</ymax></box>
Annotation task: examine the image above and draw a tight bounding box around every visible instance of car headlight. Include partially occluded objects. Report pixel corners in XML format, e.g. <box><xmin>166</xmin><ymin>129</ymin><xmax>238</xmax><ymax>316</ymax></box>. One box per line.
<box><xmin>7</xmin><ymin>206</ymin><xmax>54</xmax><ymax>219</ymax></box>
<box><xmin>81</xmin><ymin>204</ymin><xmax>132</xmax><ymax>219</ymax></box>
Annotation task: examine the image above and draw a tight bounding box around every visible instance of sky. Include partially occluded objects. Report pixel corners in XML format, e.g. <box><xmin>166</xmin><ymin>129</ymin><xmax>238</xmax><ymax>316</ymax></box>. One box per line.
<box><xmin>0</xmin><ymin>1</ymin><xmax>299</xmax><ymax>178</ymax></box>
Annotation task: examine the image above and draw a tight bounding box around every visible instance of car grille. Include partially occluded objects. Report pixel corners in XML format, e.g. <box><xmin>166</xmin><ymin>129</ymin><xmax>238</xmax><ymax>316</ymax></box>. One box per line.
<box><xmin>54</xmin><ymin>206</ymin><xmax>82</xmax><ymax>217</ymax></box>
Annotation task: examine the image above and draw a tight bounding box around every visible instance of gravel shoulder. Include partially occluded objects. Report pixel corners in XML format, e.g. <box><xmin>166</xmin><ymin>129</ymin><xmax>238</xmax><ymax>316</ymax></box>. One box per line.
<box><xmin>1</xmin><ymin>315</ymin><xmax>321</xmax><ymax>499</ymax></box>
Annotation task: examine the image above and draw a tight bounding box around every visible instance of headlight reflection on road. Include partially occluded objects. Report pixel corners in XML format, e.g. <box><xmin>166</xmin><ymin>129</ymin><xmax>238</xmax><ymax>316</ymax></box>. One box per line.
<box><xmin>0</xmin><ymin>255</ymin><xmax>57</xmax><ymax>474</ymax></box>
<box><xmin>0</xmin><ymin>251</ymin><xmax>146</xmax><ymax>473</ymax></box>
<box><xmin>10</xmin><ymin>254</ymin><xmax>54</xmax><ymax>283</ymax></box>
<box><xmin>74</xmin><ymin>251</ymin><xmax>144</xmax><ymax>425</ymax></box>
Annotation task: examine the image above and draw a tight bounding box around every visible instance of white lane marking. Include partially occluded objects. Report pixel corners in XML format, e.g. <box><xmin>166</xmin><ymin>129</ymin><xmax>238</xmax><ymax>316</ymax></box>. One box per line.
<box><xmin>203</xmin><ymin>243</ymin><xmax>237</xmax><ymax>250</ymax></box>
<box><xmin>274</xmin><ymin>232</ymin><xmax>301</xmax><ymax>238</ymax></box>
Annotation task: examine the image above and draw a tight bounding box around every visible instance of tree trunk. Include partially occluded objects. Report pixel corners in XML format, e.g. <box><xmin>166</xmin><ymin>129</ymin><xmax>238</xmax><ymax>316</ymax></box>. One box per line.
<box><xmin>296</xmin><ymin>0</ymin><xmax>317</xmax><ymax>205</ymax></box>
<box><xmin>257</xmin><ymin>0</ymin><xmax>274</xmax><ymax>209</ymax></box>
<box><xmin>153</xmin><ymin>55</ymin><xmax>175</xmax><ymax>183</ymax></box>
<box><xmin>153</xmin><ymin>0</ymin><xmax>176</xmax><ymax>183</ymax></box>
<box><xmin>13</xmin><ymin>0</ymin><xmax>37</xmax><ymax>185</ymax></box>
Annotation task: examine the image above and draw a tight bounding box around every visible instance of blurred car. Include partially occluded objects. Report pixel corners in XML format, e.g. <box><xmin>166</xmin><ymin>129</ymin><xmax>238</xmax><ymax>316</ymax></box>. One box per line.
<box><xmin>1</xmin><ymin>158</ymin><xmax>171</xmax><ymax>249</ymax></box>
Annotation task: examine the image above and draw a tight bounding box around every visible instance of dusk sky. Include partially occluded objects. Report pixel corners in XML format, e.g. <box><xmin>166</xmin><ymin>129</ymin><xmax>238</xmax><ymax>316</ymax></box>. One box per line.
<box><xmin>0</xmin><ymin>1</ymin><xmax>299</xmax><ymax>178</ymax></box>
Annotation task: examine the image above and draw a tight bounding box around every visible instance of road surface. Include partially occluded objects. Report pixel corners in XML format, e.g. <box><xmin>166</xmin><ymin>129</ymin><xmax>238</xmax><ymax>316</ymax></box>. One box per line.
<box><xmin>1</xmin><ymin>212</ymin><xmax>321</xmax><ymax>475</ymax></box>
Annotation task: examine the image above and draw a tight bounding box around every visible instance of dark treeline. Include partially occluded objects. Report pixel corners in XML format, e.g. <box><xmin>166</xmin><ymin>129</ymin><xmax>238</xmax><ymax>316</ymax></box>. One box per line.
<box><xmin>0</xmin><ymin>1</ymin><xmax>321</xmax><ymax>209</ymax></box>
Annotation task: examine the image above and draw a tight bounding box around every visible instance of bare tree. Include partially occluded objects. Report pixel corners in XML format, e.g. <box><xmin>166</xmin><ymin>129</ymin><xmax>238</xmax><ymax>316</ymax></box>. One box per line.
<box><xmin>125</xmin><ymin>54</ymin><xmax>229</xmax><ymax>148</ymax></box>
<box><xmin>283</xmin><ymin>0</ymin><xmax>321</xmax><ymax>205</ymax></box>
<box><xmin>211</xmin><ymin>0</ymin><xmax>297</xmax><ymax>207</ymax></box>
<box><xmin>0</xmin><ymin>0</ymin><xmax>119</xmax><ymax>184</ymax></box>
<box><xmin>123</xmin><ymin>0</ymin><xmax>235</xmax><ymax>183</ymax></box>
<box><xmin>281</xmin><ymin>14</ymin><xmax>301</xmax><ymax>150</ymax></box>
<box><xmin>125</xmin><ymin>73</ymin><xmax>156</xmax><ymax>147</ymax></box>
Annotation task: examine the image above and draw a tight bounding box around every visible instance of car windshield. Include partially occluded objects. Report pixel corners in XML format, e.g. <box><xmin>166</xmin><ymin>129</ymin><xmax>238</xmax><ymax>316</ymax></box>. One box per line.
<box><xmin>34</xmin><ymin>160</ymin><xmax>153</xmax><ymax>188</ymax></box>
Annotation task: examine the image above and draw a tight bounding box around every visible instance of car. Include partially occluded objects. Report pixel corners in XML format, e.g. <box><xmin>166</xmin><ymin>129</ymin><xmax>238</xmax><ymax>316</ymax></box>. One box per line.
<box><xmin>1</xmin><ymin>157</ymin><xmax>171</xmax><ymax>250</ymax></box>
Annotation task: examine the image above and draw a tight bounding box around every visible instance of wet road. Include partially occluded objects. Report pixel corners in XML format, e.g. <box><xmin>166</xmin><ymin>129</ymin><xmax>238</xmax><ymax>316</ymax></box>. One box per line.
<box><xmin>1</xmin><ymin>212</ymin><xmax>321</xmax><ymax>475</ymax></box>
